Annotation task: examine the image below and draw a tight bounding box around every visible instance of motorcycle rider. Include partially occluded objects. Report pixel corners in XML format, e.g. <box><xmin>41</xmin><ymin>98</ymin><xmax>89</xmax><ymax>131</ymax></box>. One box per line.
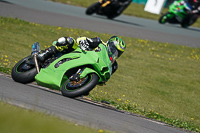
<box><xmin>37</xmin><ymin>36</ymin><xmax>126</xmax><ymax>75</ymax></box>
<box><xmin>187</xmin><ymin>0</ymin><xmax>200</xmax><ymax>14</ymax></box>
<box><xmin>182</xmin><ymin>0</ymin><xmax>200</xmax><ymax>26</ymax></box>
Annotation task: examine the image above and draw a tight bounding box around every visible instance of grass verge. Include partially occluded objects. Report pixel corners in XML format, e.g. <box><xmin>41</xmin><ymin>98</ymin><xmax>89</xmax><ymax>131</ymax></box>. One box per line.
<box><xmin>0</xmin><ymin>101</ymin><xmax>110</xmax><ymax>133</ymax></box>
<box><xmin>49</xmin><ymin>0</ymin><xmax>200</xmax><ymax>28</ymax></box>
<box><xmin>0</xmin><ymin>17</ymin><xmax>199</xmax><ymax>132</ymax></box>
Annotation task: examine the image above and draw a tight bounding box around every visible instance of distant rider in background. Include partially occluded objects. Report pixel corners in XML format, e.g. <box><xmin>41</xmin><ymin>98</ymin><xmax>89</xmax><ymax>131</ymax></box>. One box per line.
<box><xmin>187</xmin><ymin>0</ymin><xmax>200</xmax><ymax>14</ymax></box>
<box><xmin>182</xmin><ymin>0</ymin><xmax>200</xmax><ymax>25</ymax></box>
<box><xmin>172</xmin><ymin>0</ymin><xmax>200</xmax><ymax>25</ymax></box>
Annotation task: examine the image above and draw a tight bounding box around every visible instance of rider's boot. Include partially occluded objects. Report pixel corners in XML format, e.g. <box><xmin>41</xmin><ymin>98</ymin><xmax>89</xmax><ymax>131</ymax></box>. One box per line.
<box><xmin>37</xmin><ymin>46</ymin><xmax>58</xmax><ymax>62</ymax></box>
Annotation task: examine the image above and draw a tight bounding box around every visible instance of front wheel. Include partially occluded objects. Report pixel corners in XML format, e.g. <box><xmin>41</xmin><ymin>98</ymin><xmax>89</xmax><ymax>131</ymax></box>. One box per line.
<box><xmin>86</xmin><ymin>2</ymin><xmax>101</xmax><ymax>15</ymax></box>
<box><xmin>11</xmin><ymin>55</ymin><xmax>37</xmax><ymax>84</ymax></box>
<box><xmin>61</xmin><ymin>73</ymin><xmax>99</xmax><ymax>98</ymax></box>
<box><xmin>159</xmin><ymin>12</ymin><xmax>172</xmax><ymax>24</ymax></box>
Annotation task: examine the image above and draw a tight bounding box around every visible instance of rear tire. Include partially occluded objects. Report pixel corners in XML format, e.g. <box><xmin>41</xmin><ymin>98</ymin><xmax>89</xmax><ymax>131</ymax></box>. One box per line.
<box><xmin>107</xmin><ymin>15</ymin><xmax>115</xmax><ymax>19</ymax></box>
<box><xmin>181</xmin><ymin>14</ymin><xmax>198</xmax><ymax>28</ymax></box>
<box><xmin>11</xmin><ymin>55</ymin><xmax>37</xmax><ymax>84</ymax></box>
<box><xmin>181</xmin><ymin>23</ymin><xmax>189</xmax><ymax>28</ymax></box>
<box><xmin>61</xmin><ymin>73</ymin><xmax>99</xmax><ymax>98</ymax></box>
<box><xmin>86</xmin><ymin>2</ymin><xmax>101</xmax><ymax>15</ymax></box>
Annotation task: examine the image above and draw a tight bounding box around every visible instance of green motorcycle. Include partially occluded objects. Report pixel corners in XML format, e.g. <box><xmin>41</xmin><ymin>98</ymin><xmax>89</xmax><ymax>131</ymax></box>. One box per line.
<box><xmin>11</xmin><ymin>42</ymin><xmax>112</xmax><ymax>98</ymax></box>
<box><xmin>159</xmin><ymin>0</ymin><xmax>198</xmax><ymax>28</ymax></box>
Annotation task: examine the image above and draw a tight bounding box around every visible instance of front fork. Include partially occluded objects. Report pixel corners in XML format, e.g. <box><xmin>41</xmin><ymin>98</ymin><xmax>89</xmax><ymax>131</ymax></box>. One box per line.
<box><xmin>69</xmin><ymin>67</ymin><xmax>86</xmax><ymax>82</ymax></box>
<box><xmin>32</xmin><ymin>54</ymin><xmax>40</xmax><ymax>74</ymax></box>
<box><xmin>31</xmin><ymin>42</ymin><xmax>40</xmax><ymax>74</ymax></box>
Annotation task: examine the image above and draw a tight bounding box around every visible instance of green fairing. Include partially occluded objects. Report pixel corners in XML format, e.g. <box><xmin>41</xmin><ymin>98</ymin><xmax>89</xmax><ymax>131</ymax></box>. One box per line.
<box><xmin>169</xmin><ymin>0</ymin><xmax>189</xmax><ymax>20</ymax></box>
<box><xmin>35</xmin><ymin>44</ymin><xmax>112</xmax><ymax>90</ymax></box>
<box><xmin>159</xmin><ymin>0</ymin><xmax>191</xmax><ymax>24</ymax></box>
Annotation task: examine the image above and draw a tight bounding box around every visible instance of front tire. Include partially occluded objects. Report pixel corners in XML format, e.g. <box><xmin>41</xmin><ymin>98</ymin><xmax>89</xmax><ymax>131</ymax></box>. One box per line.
<box><xmin>159</xmin><ymin>12</ymin><xmax>171</xmax><ymax>24</ymax></box>
<box><xmin>11</xmin><ymin>55</ymin><xmax>37</xmax><ymax>84</ymax></box>
<box><xmin>86</xmin><ymin>2</ymin><xmax>101</xmax><ymax>15</ymax></box>
<box><xmin>61</xmin><ymin>73</ymin><xmax>99</xmax><ymax>98</ymax></box>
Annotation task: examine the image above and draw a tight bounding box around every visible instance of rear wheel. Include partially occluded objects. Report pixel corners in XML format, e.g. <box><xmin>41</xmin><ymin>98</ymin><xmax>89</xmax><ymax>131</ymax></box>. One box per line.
<box><xmin>11</xmin><ymin>55</ymin><xmax>37</xmax><ymax>84</ymax></box>
<box><xmin>181</xmin><ymin>14</ymin><xmax>198</xmax><ymax>28</ymax></box>
<box><xmin>61</xmin><ymin>73</ymin><xmax>99</xmax><ymax>98</ymax></box>
<box><xmin>107</xmin><ymin>15</ymin><xmax>116</xmax><ymax>19</ymax></box>
<box><xmin>181</xmin><ymin>23</ymin><xmax>189</xmax><ymax>28</ymax></box>
<box><xmin>86</xmin><ymin>2</ymin><xmax>101</xmax><ymax>15</ymax></box>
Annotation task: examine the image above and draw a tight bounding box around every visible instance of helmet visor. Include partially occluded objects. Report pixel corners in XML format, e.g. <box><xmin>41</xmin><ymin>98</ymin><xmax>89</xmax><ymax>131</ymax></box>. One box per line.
<box><xmin>108</xmin><ymin>41</ymin><xmax>118</xmax><ymax>62</ymax></box>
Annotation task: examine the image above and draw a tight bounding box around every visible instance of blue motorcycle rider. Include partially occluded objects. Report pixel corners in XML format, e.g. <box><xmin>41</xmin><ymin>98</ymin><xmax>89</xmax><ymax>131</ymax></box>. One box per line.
<box><xmin>178</xmin><ymin>0</ymin><xmax>200</xmax><ymax>25</ymax></box>
<box><xmin>188</xmin><ymin>0</ymin><xmax>200</xmax><ymax>14</ymax></box>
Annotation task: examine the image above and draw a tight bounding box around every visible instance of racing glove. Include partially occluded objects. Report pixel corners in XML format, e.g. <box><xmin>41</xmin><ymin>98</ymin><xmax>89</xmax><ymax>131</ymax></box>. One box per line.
<box><xmin>86</xmin><ymin>37</ymin><xmax>102</xmax><ymax>49</ymax></box>
<box><xmin>79</xmin><ymin>39</ymin><xmax>90</xmax><ymax>50</ymax></box>
<box><xmin>79</xmin><ymin>37</ymin><xmax>102</xmax><ymax>50</ymax></box>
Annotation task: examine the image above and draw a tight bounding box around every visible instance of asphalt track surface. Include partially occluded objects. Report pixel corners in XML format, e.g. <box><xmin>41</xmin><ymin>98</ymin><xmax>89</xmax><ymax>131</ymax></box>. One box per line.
<box><xmin>0</xmin><ymin>0</ymin><xmax>196</xmax><ymax>133</ymax></box>
<box><xmin>0</xmin><ymin>74</ymin><xmax>188</xmax><ymax>133</ymax></box>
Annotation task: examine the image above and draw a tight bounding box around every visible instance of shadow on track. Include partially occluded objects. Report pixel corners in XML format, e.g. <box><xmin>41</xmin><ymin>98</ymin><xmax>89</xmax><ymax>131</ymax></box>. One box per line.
<box><xmin>0</xmin><ymin>0</ymin><xmax>12</xmax><ymax>4</ymax></box>
<box><xmin>93</xmin><ymin>15</ymin><xmax>145</xmax><ymax>27</ymax></box>
<box><xmin>164</xmin><ymin>24</ymin><xmax>200</xmax><ymax>32</ymax></box>
<box><xmin>27</xmin><ymin>82</ymin><xmax>126</xmax><ymax>114</ymax></box>
<box><xmin>185</xmin><ymin>27</ymin><xmax>200</xmax><ymax>32</ymax></box>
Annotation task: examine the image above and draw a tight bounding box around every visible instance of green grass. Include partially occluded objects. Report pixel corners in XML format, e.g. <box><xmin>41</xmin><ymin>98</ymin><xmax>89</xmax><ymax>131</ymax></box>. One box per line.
<box><xmin>49</xmin><ymin>0</ymin><xmax>200</xmax><ymax>28</ymax></box>
<box><xmin>0</xmin><ymin>17</ymin><xmax>200</xmax><ymax>132</ymax></box>
<box><xmin>0</xmin><ymin>101</ymin><xmax>109</xmax><ymax>133</ymax></box>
